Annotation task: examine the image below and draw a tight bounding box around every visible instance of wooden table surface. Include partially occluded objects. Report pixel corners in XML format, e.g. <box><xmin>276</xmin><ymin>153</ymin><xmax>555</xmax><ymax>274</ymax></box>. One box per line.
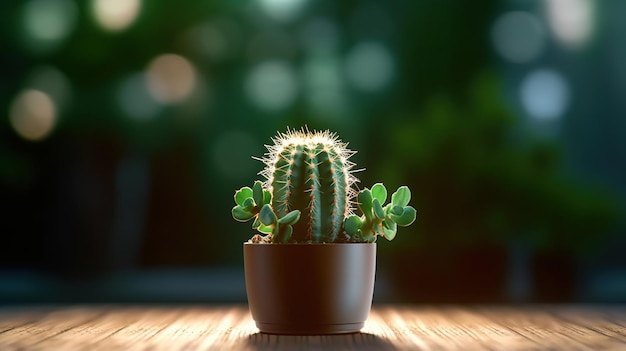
<box><xmin>1</xmin><ymin>305</ymin><xmax>625</xmax><ymax>350</ymax></box>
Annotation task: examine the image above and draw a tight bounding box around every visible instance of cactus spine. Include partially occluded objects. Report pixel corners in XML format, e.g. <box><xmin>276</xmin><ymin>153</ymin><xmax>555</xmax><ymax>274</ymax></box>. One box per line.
<box><xmin>260</xmin><ymin>129</ymin><xmax>358</xmax><ymax>243</ymax></box>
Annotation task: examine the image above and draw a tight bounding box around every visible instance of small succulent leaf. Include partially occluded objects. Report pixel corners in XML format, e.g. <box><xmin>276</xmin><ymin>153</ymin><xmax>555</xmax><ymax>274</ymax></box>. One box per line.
<box><xmin>253</xmin><ymin>181</ymin><xmax>264</xmax><ymax>206</ymax></box>
<box><xmin>357</xmin><ymin>189</ymin><xmax>373</xmax><ymax>219</ymax></box>
<box><xmin>234</xmin><ymin>187</ymin><xmax>253</xmax><ymax>206</ymax></box>
<box><xmin>371</xmin><ymin>183</ymin><xmax>387</xmax><ymax>205</ymax></box>
<box><xmin>373</xmin><ymin>199</ymin><xmax>385</xmax><ymax>219</ymax></box>
<box><xmin>263</xmin><ymin>190</ymin><xmax>272</xmax><ymax>205</ymax></box>
<box><xmin>390</xmin><ymin>206</ymin><xmax>417</xmax><ymax>226</ymax></box>
<box><xmin>232</xmin><ymin>206</ymin><xmax>254</xmax><ymax>222</ymax></box>
<box><xmin>258</xmin><ymin>224</ymin><xmax>273</xmax><ymax>234</ymax></box>
<box><xmin>391</xmin><ymin>186</ymin><xmax>411</xmax><ymax>207</ymax></box>
<box><xmin>282</xmin><ymin>225</ymin><xmax>293</xmax><ymax>242</ymax></box>
<box><xmin>278</xmin><ymin>210</ymin><xmax>301</xmax><ymax>225</ymax></box>
<box><xmin>252</xmin><ymin>217</ymin><xmax>261</xmax><ymax>229</ymax></box>
<box><xmin>373</xmin><ymin>221</ymin><xmax>384</xmax><ymax>236</ymax></box>
<box><xmin>391</xmin><ymin>205</ymin><xmax>404</xmax><ymax>216</ymax></box>
<box><xmin>362</xmin><ymin>232</ymin><xmax>377</xmax><ymax>243</ymax></box>
<box><xmin>242</xmin><ymin>197</ymin><xmax>255</xmax><ymax>211</ymax></box>
<box><xmin>259</xmin><ymin>204</ymin><xmax>277</xmax><ymax>226</ymax></box>
<box><xmin>344</xmin><ymin>215</ymin><xmax>363</xmax><ymax>236</ymax></box>
<box><xmin>382</xmin><ymin>219</ymin><xmax>397</xmax><ymax>241</ymax></box>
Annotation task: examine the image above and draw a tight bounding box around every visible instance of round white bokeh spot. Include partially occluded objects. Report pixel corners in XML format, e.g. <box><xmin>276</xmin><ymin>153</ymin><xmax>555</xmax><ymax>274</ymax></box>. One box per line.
<box><xmin>146</xmin><ymin>54</ymin><xmax>197</xmax><ymax>105</ymax></box>
<box><xmin>9</xmin><ymin>89</ymin><xmax>57</xmax><ymax>142</ymax></box>
<box><xmin>520</xmin><ymin>69</ymin><xmax>570</xmax><ymax>120</ymax></box>
<box><xmin>245</xmin><ymin>60</ymin><xmax>298</xmax><ymax>112</ymax></box>
<box><xmin>91</xmin><ymin>0</ymin><xmax>142</xmax><ymax>32</ymax></box>
<box><xmin>258</xmin><ymin>0</ymin><xmax>307</xmax><ymax>22</ymax></box>
<box><xmin>546</xmin><ymin>0</ymin><xmax>594</xmax><ymax>49</ymax></box>
<box><xmin>22</xmin><ymin>0</ymin><xmax>78</xmax><ymax>51</ymax></box>
<box><xmin>345</xmin><ymin>42</ymin><xmax>394</xmax><ymax>93</ymax></box>
<box><xmin>491</xmin><ymin>11</ymin><xmax>546</xmax><ymax>63</ymax></box>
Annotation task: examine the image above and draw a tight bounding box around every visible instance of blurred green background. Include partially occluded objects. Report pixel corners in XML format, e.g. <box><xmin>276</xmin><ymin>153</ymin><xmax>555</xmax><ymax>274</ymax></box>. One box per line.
<box><xmin>1</xmin><ymin>0</ymin><xmax>625</xmax><ymax>304</ymax></box>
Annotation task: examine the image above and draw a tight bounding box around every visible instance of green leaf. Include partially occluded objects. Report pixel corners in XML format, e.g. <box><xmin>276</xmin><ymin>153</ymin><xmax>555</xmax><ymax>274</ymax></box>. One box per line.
<box><xmin>390</xmin><ymin>206</ymin><xmax>417</xmax><ymax>226</ymax></box>
<box><xmin>242</xmin><ymin>197</ymin><xmax>255</xmax><ymax>211</ymax></box>
<box><xmin>382</xmin><ymin>219</ymin><xmax>397</xmax><ymax>241</ymax></box>
<box><xmin>258</xmin><ymin>224</ymin><xmax>273</xmax><ymax>234</ymax></box>
<box><xmin>253</xmin><ymin>181</ymin><xmax>264</xmax><ymax>207</ymax></box>
<box><xmin>362</xmin><ymin>232</ymin><xmax>377</xmax><ymax>243</ymax></box>
<box><xmin>278</xmin><ymin>210</ymin><xmax>301</xmax><ymax>225</ymax></box>
<box><xmin>259</xmin><ymin>204</ymin><xmax>277</xmax><ymax>226</ymax></box>
<box><xmin>373</xmin><ymin>198</ymin><xmax>385</xmax><ymax>219</ymax></box>
<box><xmin>282</xmin><ymin>225</ymin><xmax>293</xmax><ymax>242</ymax></box>
<box><xmin>391</xmin><ymin>186</ymin><xmax>411</xmax><ymax>207</ymax></box>
<box><xmin>234</xmin><ymin>187</ymin><xmax>253</xmax><ymax>206</ymax></box>
<box><xmin>391</xmin><ymin>205</ymin><xmax>404</xmax><ymax>216</ymax></box>
<box><xmin>373</xmin><ymin>221</ymin><xmax>384</xmax><ymax>236</ymax></box>
<box><xmin>263</xmin><ymin>190</ymin><xmax>272</xmax><ymax>205</ymax></box>
<box><xmin>357</xmin><ymin>189</ymin><xmax>373</xmax><ymax>219</ymax></box>
<box><xmin>344</xmin><ymin>215</ymin><xmax>363</xmax><ymax>236</ymax></box>
<box><xmin>252</xmin><ymin>217</ymin><xmax>261</xmax><ymax>229</ymax></box>
<box><xmin>232</xmin><ymin>206</ymin><xmax>254</xmax><ymax>222</ymax></box>
<box><xmin>371</xmin><ymin>183</ymin><xmax>387</xmax><ymax>205</ymax></box>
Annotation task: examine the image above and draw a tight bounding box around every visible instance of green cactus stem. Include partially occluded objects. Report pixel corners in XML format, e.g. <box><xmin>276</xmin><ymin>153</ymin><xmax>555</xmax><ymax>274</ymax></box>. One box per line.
<box><xmin>259</xmin><ymin>129</ymin><xmax>358</xmax><ymax>243</ymax></box>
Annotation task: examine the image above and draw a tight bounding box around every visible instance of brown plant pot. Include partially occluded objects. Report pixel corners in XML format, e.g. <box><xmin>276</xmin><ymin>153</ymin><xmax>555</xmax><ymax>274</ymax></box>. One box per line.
<box><xmin>244</xmin><ymin>243</ymin><xmax>376</xmax><ymax>335</ymax></box>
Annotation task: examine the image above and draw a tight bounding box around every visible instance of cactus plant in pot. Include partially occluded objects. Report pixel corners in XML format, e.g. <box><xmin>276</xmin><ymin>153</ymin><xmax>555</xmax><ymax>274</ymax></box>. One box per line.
<box><xmin>232</xmin><ymin>128</ymin><xmax>417</xmax><ymax>334</ymax></box>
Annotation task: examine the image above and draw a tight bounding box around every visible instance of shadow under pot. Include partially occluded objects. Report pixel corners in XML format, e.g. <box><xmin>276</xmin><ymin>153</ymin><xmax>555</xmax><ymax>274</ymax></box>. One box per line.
<box><xmin>244</xmin><ymin>243</ymin><xmax>376</xmax><ymax>335</ymax></box>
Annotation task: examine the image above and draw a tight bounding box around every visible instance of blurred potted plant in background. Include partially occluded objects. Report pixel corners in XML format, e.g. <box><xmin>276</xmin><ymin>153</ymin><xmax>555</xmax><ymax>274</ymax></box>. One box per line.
<box><xmin>374</xmin><ymin>74</ymin><xmax>619</xmax><ymax>303</ymax></box>
<box><xmin>231</xmin><ymin>128</ymin><xmax>417</xmax><ymax>334</ymax></box>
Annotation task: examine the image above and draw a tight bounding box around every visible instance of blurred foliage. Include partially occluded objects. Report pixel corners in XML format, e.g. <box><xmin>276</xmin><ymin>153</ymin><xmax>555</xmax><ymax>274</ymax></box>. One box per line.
<box><xmin>0</xmin><ymin>0</ymin><xmax>622</xmax><ymax>276</ymax></box>
<box><xmin>376</xmin><ymin>73</ymin><xmax>620</xmax><ymax>255</ymax></box>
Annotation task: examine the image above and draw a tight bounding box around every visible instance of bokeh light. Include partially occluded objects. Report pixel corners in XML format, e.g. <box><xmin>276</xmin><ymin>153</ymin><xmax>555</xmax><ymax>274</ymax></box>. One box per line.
<box><xmin>23</xmin><ymin>66</ymin><xmax>72</xmax><ymax>111</ymax></box>
<box><xmin>245</xmin><ymin>60</ymin><xmax>298</xmax><ymax>112</ymax></box>
<box><xmin>491</xmin><ymin>11</ymin><xmax>546</xmax><ymax>63</ymax></box>
<box><xmin>146</xmin><ymin>54</ymin><xmax>197</xmax><ymax>105</ymax></box>
<box><xmin>345</xmin><ymin>42</ymin><xmax>394</xmax><ymax>93</ymax></box>
<box><xmin>520</xmin><ymin>69</ymin><xmax>570</xmax><ymax>120</ymax></box>
<box><xmin>21</xmin><ymin>0</ymin><xmax>78</xmax><ymax>51</ymax></box>
<box><xmin>302</xmin><ymin>55</ymin><xmax>346</xmax><ymax>117</ymax></box>
<box><xmin>546</xmin><ymin>0</ymin><xmax>594</xmax><ymax>49</ymax></box>
<box><xmin>9</xmin><ymin>90</ymin><xmax>57</xmax><ymax>142</ymax></box>
<box><xmin>91</xmin><ymin>0</ymin><xmax>142</xmax><ymax>32</ymax></box>
<box><xmin>118</xmin><ymin>73</ymin><xmax>162</xmax><ymax>120</ymax></box>
<box><xmin>257</xmin><ymin>0</ymin><xmax>307</xmax><ymax>22</ymax></box>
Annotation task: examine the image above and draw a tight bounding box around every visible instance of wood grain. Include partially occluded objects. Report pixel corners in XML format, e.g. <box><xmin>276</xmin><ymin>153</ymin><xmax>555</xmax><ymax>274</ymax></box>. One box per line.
<box><xmin>0</xmin><ymin>305</ymin><xmax>625</xmax><ymax>350</ymax></box>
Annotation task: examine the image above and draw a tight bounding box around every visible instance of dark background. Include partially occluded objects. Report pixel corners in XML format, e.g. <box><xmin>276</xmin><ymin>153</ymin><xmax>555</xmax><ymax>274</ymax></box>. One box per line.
<box><xmin>1</xmin><ymin>0</ymin><xmax>625</xmax><ymax>304</ymax></box>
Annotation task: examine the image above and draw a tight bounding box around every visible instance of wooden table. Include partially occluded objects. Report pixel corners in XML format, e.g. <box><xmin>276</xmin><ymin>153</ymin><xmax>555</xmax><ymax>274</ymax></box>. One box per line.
<box><xmin>1</xmin><ymin>305</ymin><xmax>625</xmax><ymax>350</ymax></box>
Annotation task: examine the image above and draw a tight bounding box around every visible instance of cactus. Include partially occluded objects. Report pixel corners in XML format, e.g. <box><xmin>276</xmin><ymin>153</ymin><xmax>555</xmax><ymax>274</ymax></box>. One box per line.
<box><xmin>232</xmin><ymin>128</ymin><xmax>417</xmax><ymax>243</ymax></box>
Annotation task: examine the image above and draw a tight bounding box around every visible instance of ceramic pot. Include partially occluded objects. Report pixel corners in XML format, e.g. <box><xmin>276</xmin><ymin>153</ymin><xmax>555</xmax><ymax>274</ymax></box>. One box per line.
<box><xmin>244</xmin><ymin>243</ymin><xmax>376</xmax><ymax>335</ymax></box>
